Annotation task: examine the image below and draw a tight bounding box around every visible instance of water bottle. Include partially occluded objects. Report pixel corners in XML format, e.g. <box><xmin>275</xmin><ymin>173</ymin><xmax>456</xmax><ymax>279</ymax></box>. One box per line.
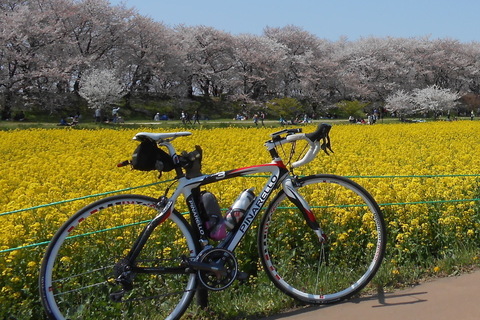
<box><xmin>225</xmin><ymin>188</ymin><xmax>255</xmax><ymax>231</ymax></box>
<box><xmin>202</xmin><ymin>192</ymin><xmax>227</xmax><ymax>241</ymax></box>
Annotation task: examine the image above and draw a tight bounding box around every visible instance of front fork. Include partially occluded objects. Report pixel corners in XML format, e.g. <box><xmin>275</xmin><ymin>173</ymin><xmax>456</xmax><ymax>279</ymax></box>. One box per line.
<box><xmin>282</xmin><ymin>176</ymin><xmax>327</xmax><ymax>243</ymax></box>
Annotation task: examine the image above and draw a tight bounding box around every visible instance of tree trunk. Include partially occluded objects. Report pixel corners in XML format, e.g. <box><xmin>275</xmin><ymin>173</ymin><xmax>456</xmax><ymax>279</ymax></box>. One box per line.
<box><xmin>1</xmin><ymin>89</ymin><xmax>14</xmax><ymax>120</ymax></box>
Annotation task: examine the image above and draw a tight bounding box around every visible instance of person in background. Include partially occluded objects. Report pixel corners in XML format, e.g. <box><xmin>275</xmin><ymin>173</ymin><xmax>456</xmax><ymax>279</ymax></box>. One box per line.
<box><xmin>112</xmin><ymin>107</ymin><xmax>120</xmax><ymax>123</ymax></box>
<box><xmin>253</xmin><ymin>113</ymin><xmax>259</xmax><ymax>126</ymax></box>
<box><xmin>260</xmin><ymin>112</ymin><xmax>265</xmax><ymax>126</ymax></box>
<box><xmin>95</xmin><ymin>108</ymin><xmax>101</xmax><ymax>123</ymax></box>
<box><xmin>193</xmin><ymin>110</ymin><xmax>200</xmax><ymax>124</ymax></box>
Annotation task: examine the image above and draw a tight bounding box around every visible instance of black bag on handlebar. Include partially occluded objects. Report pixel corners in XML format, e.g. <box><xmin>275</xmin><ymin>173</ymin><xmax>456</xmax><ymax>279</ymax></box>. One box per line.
<box><xmin>131</xmin><ymin>140</ymin><xmax>174</xmax><ymax>172</ymax></box>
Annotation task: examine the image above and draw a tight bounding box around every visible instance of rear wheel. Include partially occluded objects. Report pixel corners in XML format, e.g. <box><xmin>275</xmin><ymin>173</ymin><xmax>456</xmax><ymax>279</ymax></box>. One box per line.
<box><xmin>259</xmin><ymin>174</ymin><xmax>386</xmax><ymax>304</ymax></box>
<box><xmin>39</xmin><ymin>194</ymin><xmax>199</xmax><ymax>320</ymax></box>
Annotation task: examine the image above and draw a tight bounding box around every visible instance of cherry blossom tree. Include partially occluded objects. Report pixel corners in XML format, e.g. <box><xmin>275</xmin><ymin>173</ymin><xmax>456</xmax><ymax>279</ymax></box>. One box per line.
<box><xmin>385</xmin><ymin>90</ymin><xmax>417</xmax><ymax>118</ymax></box>
<box><xmin>461</xmin><ymin>42</ymin><xmax>480</xmax><ymax>94</ymax></box>
<box><xmin>229</xmin><ymin>34</ymin><xmax>287</xmax><ymax>101</ymax></box>
<box><xmin>300</xmin><ymin>38</ymin><xmax>338</xmax><ymax>106</ymax></box>
<box><xmin>0</xmin><ymin>0</ymin><xmax>70</xmax><ymax>118</ymax></box>
<box><xmin>55</xmin><ymin>0</ymin><xmax>134</xmax><ymax>92</ymax></box>
<box><xmin>78</xmin><ymin>69</ymin><xmax>124</xmax><ymax>110</ymax></box>
<box><xmin>264</xmin><ymin>25</ymin><xmax>318</xmax><ymax>98</ymax></box>
<box><xmin>120</xmin><ymin>14</ymin><xmax>182</xmax><ymax>99</ymax></box>
<box><xmin>386</xmin><ymin>85</ymin><xmax>460</xmax><ymax>118</ymax></box>
<box><xmin>412</xmin><ymin>85</ymin><xmax>460</xmax><ymax>116</ymax></box>
<box><xmin>175</xmin><ymin>25</ymin><xmax>235</xmax><ymax>98</ymax></box>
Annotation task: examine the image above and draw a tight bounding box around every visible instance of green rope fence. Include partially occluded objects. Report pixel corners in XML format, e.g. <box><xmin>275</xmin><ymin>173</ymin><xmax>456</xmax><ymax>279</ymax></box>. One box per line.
<box><xmin>0</xmin><ymin>180</ymin><xmax>175</xmax><ymax>218</ymax></box>
<box><xmin>1</xmin><ymin>173</ymin><xmax>479</xmax><ymax>254</ymax></box>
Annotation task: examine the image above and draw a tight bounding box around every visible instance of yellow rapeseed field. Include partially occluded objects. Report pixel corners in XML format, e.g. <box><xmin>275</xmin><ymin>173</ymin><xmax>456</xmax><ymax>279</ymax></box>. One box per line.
<box><xmin>1</xmin><ymin>121</ymin><xmax>480</xmax><ymax>318</ymax></box>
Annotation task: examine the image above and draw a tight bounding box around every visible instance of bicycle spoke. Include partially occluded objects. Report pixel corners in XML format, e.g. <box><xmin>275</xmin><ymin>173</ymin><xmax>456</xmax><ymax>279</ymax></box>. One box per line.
<box><xmin>259</xmin><ymin>174</ymin><xmax>386</xmax><ymax>304</ymax></box>
<box><xmin>40</xmin><ymin>195</ymin><xmax>198</xmax><ymax>320</ymax></box>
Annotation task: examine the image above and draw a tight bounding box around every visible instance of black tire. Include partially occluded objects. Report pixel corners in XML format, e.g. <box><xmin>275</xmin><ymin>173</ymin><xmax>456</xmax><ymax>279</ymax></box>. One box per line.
<box><xmin>258</xmin><ymin>174</ymin><xmax>386</xmax><ymax>304</ymax></box>
<box><xmin>39</xmin><ymin>194</ymin><xmax>199</xmax><ymax>320</ymax></box>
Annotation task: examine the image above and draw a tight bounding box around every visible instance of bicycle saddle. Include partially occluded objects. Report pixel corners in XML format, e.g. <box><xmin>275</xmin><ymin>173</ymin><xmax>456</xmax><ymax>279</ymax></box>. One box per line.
<box><xmin>134</xmin><ymin>132</ymin><xmax>192</xmax><ymax>142</ymax></box>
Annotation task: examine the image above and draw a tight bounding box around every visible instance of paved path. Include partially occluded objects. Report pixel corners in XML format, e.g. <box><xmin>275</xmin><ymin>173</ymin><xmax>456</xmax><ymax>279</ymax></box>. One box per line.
<box><xmin>261</xmin><ymin>270</ymin><xmax>480</xmax><ymax>320</ymax></box>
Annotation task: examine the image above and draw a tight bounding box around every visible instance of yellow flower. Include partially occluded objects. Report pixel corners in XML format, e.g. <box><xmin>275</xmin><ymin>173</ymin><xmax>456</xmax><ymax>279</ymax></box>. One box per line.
<box><xmin>2</xmin><ymin>122</ymin><xmax>480</xmax><ymax>314</ymax></box>
<box><xmin>60</xmin><ymin>256</ymin><xmax>71</xmax><ymax>264</ymax></box>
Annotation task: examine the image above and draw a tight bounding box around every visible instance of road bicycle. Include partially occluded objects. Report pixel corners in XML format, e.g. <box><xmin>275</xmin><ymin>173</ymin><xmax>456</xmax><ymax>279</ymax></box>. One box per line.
<box><xmin>39</xmin><ymin>123</ymin><xmax>386</xmax><ymax>320</ymax></box>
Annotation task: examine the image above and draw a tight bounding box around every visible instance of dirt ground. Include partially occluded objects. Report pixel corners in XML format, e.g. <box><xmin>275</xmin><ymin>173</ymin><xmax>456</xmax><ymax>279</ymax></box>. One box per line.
<box><xmin>261</xmin><ymin>269</ymin><xmax>480</xmax><ymax>320</ymax></box>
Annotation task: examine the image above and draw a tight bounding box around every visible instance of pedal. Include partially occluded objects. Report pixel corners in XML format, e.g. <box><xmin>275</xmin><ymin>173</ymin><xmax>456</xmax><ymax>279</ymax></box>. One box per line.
<box><xmin>236</xmin><ymin>271</ymin><xmax>249</xmax><ymax>281</ymax></box>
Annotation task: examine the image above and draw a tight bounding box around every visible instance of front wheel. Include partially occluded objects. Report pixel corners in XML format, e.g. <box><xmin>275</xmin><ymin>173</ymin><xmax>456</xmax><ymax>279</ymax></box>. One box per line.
<box><xmin>258</xmin><ymin>174</ymin><xmax>386</xmax><ymax>304</ymax></box>
<box><xmin>39</xmin><ymin>194</ymin><xmax>199</xmax><ymax>320</ymax></box>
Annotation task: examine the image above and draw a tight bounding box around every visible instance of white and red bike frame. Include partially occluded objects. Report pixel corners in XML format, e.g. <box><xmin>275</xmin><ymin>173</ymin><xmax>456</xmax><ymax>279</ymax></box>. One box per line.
<box><xmin>123</xmin><ymin>125</ymin><xmax>331</xmax><ymax>268</ymax></box>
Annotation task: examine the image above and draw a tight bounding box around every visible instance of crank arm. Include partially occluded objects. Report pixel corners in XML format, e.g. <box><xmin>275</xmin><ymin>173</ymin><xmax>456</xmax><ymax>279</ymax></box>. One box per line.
<box><xmin>187</xmin><ymin>260</ymin><xmax>227</xmax><ymax>278</ymax></box>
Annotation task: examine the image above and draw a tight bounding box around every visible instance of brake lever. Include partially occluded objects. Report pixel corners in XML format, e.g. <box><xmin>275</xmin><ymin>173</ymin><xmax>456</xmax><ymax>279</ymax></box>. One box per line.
<box><xmin>320</xmin><ymin>136</ymin><xmax>334</xmax><ymax>155</ymax></box>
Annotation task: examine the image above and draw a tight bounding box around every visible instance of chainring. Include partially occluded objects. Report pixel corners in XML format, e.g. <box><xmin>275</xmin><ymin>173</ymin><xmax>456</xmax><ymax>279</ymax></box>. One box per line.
<box><xmin>197</xmin><ymin>248</ymin><xmax>238</xmax><ymax>291</ymax></box>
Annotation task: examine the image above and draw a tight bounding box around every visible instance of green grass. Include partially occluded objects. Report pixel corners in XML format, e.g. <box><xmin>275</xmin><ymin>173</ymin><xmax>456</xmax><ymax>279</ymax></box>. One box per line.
<box><xmin>0</xmin><ymin>117</ymin><xmax>426</xmax><ymax>131</ymax></box>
